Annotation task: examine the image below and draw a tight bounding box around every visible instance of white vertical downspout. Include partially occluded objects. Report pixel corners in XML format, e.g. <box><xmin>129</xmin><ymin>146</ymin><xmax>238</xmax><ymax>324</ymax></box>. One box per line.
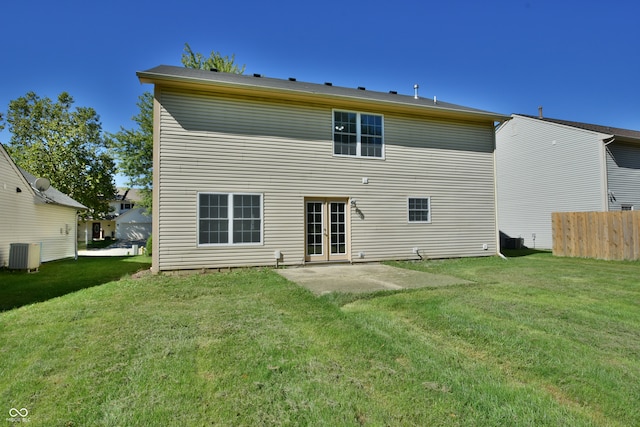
<box><xmin>602</xmin><ymin>136</ymin><xmax>615</xmax><ymax>211</ymax></box>
<box><xmin>494</xmin><ymin>120</ymin><xmax>508</xmax><ymax>259</ymax></box>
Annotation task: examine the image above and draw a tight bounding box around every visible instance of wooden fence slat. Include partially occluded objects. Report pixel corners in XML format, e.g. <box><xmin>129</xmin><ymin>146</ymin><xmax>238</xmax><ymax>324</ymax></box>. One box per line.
<box><xmin>552</xmin><ymin>211</ymin><xmax>640</xmax><ymax>261</ymax></box>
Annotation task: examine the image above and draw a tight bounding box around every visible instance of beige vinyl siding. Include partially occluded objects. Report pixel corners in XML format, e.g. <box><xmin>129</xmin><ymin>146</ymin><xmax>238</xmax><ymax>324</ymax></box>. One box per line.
<box><xmin>155</xmin><ymin>88</ymin><xmax>497</xmax><ymax>270</ymax></box>
<box><xmin>0</xmin><ymin>151</ymin><xmax>78</xmax><ymax>265</ymax></box>
<box><xmin>496</xmin><ymin>116</ymin><xmax>606</xmax><ymax>249</ymax></box>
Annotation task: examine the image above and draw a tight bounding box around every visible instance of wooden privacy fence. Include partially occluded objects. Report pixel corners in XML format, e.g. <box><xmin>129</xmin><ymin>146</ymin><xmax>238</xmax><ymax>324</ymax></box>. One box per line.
<box><xmin>552</xmin><ymin>211</ymin><xmax>640</xmax><ymax>260</ymax></box>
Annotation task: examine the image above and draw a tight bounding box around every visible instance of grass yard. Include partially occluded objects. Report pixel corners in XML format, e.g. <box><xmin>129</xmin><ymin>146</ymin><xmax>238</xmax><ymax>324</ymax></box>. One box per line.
<box><xmin>0</xmin><ymin>256</ymin><xmax>151</xmax><ymax>311</ymax></box>
<box><xmin>0</xmin><ymin>252</ymin><xmax>638</xmax><ymax>426</ymax></box>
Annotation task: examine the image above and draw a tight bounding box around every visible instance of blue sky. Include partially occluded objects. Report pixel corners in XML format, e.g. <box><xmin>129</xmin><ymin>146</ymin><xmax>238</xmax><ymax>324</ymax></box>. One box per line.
<box><xmin>1</xmin><ymin>0</ymin><xmax>639</xmax><ymax>185</ymax></box>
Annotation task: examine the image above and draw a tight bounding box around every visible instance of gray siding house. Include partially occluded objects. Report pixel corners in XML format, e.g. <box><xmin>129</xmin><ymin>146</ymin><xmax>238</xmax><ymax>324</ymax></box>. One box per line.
<box><xmin>496</xmin><ymin>114</ymin><xmax>640</xmax><ymax>249</ymax></box>
<box><xmin>138</xmin><ymin>65</ymin><xmax>508</xmax><ymax>272</ymax></box>
<box><xmin>0</xmin><ymin>143</ymin><xmax>87</xmax><ymax>265</ymax></box>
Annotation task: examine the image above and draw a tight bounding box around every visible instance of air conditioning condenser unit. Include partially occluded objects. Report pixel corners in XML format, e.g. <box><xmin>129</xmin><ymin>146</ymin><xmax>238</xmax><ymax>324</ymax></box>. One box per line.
<box><xmin>9</xmin><ymin>243</ymin><xmax>41</xmax><ymax>272</ymax></box>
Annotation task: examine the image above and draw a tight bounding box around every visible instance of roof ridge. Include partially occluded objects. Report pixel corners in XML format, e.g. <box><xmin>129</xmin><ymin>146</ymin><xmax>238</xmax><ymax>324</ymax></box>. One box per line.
<box><xmin>515</xmin><ymin>114</ymin><xmax>640</xmax><ymax>140</ymax></box>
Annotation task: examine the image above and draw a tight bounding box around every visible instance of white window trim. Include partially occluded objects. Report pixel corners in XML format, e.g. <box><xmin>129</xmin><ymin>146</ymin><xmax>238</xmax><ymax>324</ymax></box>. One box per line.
<box><xmin>407</xmin><ymin>197</ymin><xmax>431</xmax><ymax>223</ymax></box>
<box><xmin>332</xmin><ymin>109</ymin><xmax>385</xmax><ymax>159</ymax></box>
<box><xmin>197</xmin><ymin>192</ymin><xmax>264</xmax><ymax>246</ymax></box>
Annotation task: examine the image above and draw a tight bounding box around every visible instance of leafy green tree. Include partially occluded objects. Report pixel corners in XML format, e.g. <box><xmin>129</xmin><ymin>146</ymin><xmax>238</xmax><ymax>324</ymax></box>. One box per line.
<box><xmin>2</xmin><ymin>92</ymin><xmax>116</xmax><ymax>219</ymax></box>
<box><xmin>181</xmin><ymin>42</ymin><xmax>246</xmax><ymax>73</ymax></box>
<box><xmin>106</xmin><ymin>92</ymin><xmax>154</xmax><ymax>210</ymax></box>
<box><xmin>109</xmin><ymin>44</ymin><xmax>245</xmax><ymax>211</ymax></box>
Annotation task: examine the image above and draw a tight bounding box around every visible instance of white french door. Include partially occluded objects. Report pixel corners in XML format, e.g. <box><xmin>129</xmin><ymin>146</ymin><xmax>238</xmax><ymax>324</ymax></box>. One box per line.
<box><xmin>305</xmin><ymin>198</ymin><xmax>349</xmax><ymax>262</ymax></box>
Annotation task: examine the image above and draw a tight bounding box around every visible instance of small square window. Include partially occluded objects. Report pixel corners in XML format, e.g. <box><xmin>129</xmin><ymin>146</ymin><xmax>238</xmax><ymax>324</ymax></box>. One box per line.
<box><xmin>408</xmin><ymin>197</ymin><xmax>431</xmax><ymax>223</ymax></box>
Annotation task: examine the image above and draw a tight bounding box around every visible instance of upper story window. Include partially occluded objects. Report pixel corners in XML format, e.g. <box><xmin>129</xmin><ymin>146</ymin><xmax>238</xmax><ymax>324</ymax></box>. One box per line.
<box><xmin>333</xmin><ymin>110</ymin><xmax>384</xmax><ymax>158</ymax></box>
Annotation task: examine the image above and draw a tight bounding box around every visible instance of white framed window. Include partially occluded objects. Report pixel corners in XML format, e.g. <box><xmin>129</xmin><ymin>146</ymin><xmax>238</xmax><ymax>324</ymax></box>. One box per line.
<box><xmin>198</xmin><ymin>192</ymin><xmax>263</xmax><ymax>245</ymax></box>
<box><xmin>333</xmin><ymin>110</ymin><xmax>384</xmax><ymax>158</ymax></box>
<box><xmin>408</xmin><ymin>197</ymin><xmax>431</xmax><ymax>223</ymax></box>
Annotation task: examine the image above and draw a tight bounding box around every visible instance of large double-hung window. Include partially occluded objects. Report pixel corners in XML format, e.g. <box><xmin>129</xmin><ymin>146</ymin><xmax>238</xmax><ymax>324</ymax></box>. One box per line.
<box><xmin>198</xmin><ymin>193</ymin><xmax>262</xmax><ymax>245</ymax></box>
<box><xmin>333</xmin><ymin>110</ymin><xmax>383</xmax><ymax>158</ymax></box>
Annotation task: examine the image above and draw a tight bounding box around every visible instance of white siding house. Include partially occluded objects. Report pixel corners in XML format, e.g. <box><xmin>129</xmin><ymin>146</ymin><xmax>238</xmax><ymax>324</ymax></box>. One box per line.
<box><xmin>77</xmin><ymin>188</ymin><xmax>151</xmax><ymax>242</ymax></box>
<box><xmin>496</xmin><ymin>114</ymin><xmax>640</xmax><ymax>249</ymax></box>
<box><xmin>115</xmin><ymin>207</ymin><xmax>151</xmax><ymax>240</ymax></box>
<box><xmin>0</xmin><ymin>143</ymin><xmax>87</xmax><ymax>265</ymax></box>
<box><xmin>138</xmin><ymin>65</ymin><xmax>508</xmax><ymax>272</ymax></box>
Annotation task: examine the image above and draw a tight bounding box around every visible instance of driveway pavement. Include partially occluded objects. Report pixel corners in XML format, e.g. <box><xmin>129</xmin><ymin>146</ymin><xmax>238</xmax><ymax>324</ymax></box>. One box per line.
<box><xmin>276</xmin><ymin>263</ymin><xmax>472</xmax><ymax>295</ymax></box>
<box><xmin>78</xmin><ymin>240</ymin><xmax>147</xmax><ymax>257</ymax></box>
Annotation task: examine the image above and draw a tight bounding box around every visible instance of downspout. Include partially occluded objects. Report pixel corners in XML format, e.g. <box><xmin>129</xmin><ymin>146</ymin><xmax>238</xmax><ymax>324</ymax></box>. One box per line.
<box><xmin>602</xmin><ymin>136</ymin><xmax>615</xmax><ymax>211</ymax></box>
<box><xmin>494</xmin><ymin>120</ymin><xmax>508</xmax><ymax>260</ymax></box>
<box><xmin>74</xmin><ymin>211</ymin><xmax>79</xmax><ymax>260</ymax></box>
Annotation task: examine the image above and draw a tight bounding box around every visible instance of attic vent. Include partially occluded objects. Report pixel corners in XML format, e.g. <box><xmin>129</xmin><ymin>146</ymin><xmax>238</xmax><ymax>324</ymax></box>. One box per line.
<box><xmin>357</xmin><ymin>86</ymin><xmax>366</xmax><ymax>90</ymax></box>
<box><xmin>253</xmin><ymin>73</ymin><xmax>262</xmax><ymax>78</ymax></box>
<box><xmin>324</xmin><ymin>82</ymin><xmax>332</xmax><ymax>86</ymax></box>
<box><xmin>389</xmin><ymin>91</ymin><xmax>398</xmax><ymax>95</ymax></box>
<box><xmin>288</xmin><ymin>77</ymin><xmax>296</xmax><ymax>81</ymax></box>
<box><xmin>209</xmin><ymin>67</ymin><xmax>218</xmax><ymax>72</ymax></box>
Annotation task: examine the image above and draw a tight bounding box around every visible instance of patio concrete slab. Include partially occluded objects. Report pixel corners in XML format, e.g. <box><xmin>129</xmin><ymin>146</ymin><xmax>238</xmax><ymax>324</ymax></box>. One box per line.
<box><xmin>276</xmin><ymin>263</ymin><xmax>472</xmax><ymax>295</ymax></box>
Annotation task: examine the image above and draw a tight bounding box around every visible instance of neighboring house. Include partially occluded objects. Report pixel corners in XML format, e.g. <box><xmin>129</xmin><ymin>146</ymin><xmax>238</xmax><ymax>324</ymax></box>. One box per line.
<box><xmin>77</xmin><ymin>188</ymin><xmax>151</xmax><ymax>242</ymax></box>
<box><xmin>496</xmin><ymin>114</ymin><xmax>640</xmax><ymax>249</ymax></box>
<box><xmin>0</xmin><ymin>143</ymin><xmax>87</xmax><ymax>265</ymax></box>
<box><xmin>115</xmin><ymin>206</ymin><xmax>151</xmax><ymax>241</ymax></box>
<box><xmin>138</xmin><ymin>65</ymin><xmax>508</xmax><ymax>272</ymax></box>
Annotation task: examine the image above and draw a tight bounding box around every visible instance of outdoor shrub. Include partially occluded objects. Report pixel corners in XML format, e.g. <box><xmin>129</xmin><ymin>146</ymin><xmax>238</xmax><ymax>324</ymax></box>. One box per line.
<box><xmin>146</xmin><ymin>235</ymin><xmax>152</xmax><ymax>257</ymax></box>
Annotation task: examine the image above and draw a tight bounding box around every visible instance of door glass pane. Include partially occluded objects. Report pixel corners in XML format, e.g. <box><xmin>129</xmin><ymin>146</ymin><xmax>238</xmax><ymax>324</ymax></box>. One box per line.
<box><xmin>330</xmin><ymin>202</ymin><xmax>346</xmax><ymax>254</ymax></box>
<box><xmin>306</xmin><ymin>202</ymin><xmax>323</xmax><ymax>255</ymax></box>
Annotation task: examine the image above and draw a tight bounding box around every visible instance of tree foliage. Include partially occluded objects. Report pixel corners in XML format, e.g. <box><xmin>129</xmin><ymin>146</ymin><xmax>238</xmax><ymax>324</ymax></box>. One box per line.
<box><xmin>181</xmin><ymin>42</ymin><xmax>246</xmax><ymax>73</ymax></box>
<box><xmin>106</xmin><ymin>92</ymin><xmax>154</xmax><ymax>210</ymax></box>
<box><xmin>2</xmin><ymin>92</ymin><xmax>116</xmax><ymax>218</ymax></box>
<box><xmin>109</xmin><ymin>44</ymin><xmax>245</xmax><ymax>211</ymax></box>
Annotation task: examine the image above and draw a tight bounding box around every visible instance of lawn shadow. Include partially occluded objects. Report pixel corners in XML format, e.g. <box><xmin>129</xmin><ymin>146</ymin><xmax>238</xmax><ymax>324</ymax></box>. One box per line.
<box><xmin>502</xmin><ymin>248</ymin><xmax>552</xmax><ymax>258</ymax></box>
<box><xmin>0</xmin><ymin>256</ymin><xmax>151</xmax><ymax>311</ymax></box>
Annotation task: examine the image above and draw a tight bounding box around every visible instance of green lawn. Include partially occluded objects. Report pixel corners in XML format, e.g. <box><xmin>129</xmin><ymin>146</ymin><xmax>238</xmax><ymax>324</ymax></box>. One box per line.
<box><xmin>0</xmin><ymin>256</ymin><xmax>151</xmax><ymax>311</ymax></box>
<box><xmin>0</xmin><ymin>252</ymin><xmax>638</xmax><ymax>426</ymax></box>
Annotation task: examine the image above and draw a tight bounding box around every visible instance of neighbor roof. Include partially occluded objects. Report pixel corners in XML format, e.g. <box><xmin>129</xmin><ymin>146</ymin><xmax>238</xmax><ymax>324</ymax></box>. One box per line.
<box><xmin>115</xmin><ymin>187</ymin><xmax>143</xmax><ymax>202</ymax></box>
<box><xmin>516</xmin><ymin>114</ymin><xmax>640</xmax><ymax>142</ymax></box>
<box><xmin>138</xmin><ymin>65</ymin><xmax>508</xmax><ymax>123</ymax></box>
<box><xmin>19</xmin><ymin>168</ymin><xmax>87</xmax><ymax>210</ymax></box>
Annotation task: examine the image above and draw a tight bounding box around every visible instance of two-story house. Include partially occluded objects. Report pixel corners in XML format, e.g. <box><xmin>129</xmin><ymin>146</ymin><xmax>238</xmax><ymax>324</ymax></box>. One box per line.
<box><xmin>138</xmin><ymin>65</ymin><xmax>508</xmax><ymax>272</ymax></box>
<box><xmin>77</xmin><ymin>188</ymin><xmax>150</xmax><ymax>243</ymax></box>
<box><xmin>496</xmin><ymin>113</ymin><xmax>640</xmax><ymax>249</ymax></box>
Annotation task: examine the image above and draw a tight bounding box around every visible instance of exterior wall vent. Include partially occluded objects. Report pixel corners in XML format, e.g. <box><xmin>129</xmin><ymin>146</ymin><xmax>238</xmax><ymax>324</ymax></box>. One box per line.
<box><xmin>9</xmin><ymin>243</ymin><xmax>41</xmax><ymax>272</ymax></box>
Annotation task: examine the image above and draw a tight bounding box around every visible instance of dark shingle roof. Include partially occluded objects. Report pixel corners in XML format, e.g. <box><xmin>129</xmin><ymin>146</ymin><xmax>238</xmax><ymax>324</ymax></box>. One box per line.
<box><xmin>19</xmin><ymin>168</ymin><xmax>87</xmax><ymax>210</ymax></box>
<box><xmin>138</xmin><ymin>65</ymin><xmax>508</xmax><ymax>122</ymax></box>
<box><xmin>517</xmin><ymin>114</ymin><xmax>640</xmax><ymax>141</ymax></box>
